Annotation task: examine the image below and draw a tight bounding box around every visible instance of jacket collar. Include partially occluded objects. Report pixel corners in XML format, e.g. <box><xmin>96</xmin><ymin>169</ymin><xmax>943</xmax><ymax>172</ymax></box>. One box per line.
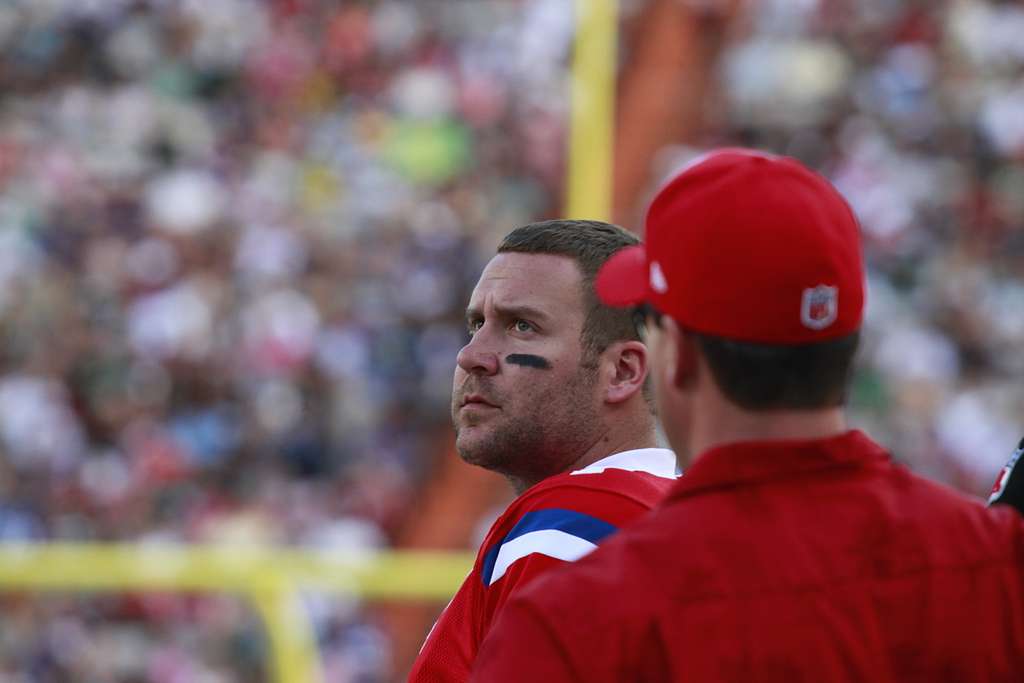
<box><xmin>667</xmin><ymin>430</ymin><xmax>889</xmax><ymax>502</ymax></box>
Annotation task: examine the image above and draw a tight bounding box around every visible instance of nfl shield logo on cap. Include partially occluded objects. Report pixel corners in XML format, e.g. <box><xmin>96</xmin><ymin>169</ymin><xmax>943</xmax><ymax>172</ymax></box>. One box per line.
<box><xmin>800</xmin><ymin>285</ymin><xmax>838</xmax><ymax>330</ymax></box>
<box><xmin>649</xmin><ymin>261</ymin><xmax>668</xmax><ymax>294</ymax></box>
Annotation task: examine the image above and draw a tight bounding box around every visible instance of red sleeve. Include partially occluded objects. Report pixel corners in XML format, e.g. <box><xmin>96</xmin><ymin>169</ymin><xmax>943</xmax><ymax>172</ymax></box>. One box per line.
<box><xmin>408</xmin><ymin>575</ymin><xmax>477</xmax><ymax>682</ymax></box>
<box><xmin>475</xmin><ymin>480</ymin><xmax>656</xmax><ymax>638</ymax></box>
<box><xmin>409</xmin><ymin>554</ymin><xmax>577</xmax><ymax>682</ymax></box>
<box><xmin>410</xmin><ymin>473</ymin><xmax>667</xmax><ymax>681</ymax></box>
<box><xmin>469</xmin><ymin>592</ymin><xmax>582</xmax><ymax>682</ymax></box>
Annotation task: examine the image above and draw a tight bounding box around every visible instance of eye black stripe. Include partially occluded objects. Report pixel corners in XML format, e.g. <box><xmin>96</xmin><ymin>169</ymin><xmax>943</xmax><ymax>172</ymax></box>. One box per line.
<box><xmin>506</xmin><ymin>354</ymin><xmax>551</xmax><ymax>370</ymax></box>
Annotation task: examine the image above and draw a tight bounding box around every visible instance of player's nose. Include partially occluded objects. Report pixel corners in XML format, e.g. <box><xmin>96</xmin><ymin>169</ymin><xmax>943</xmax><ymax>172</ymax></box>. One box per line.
<box><xmin>456</xmin><ymin>330</ymin><xmax>499</xmax><ymax>376</ymax></box>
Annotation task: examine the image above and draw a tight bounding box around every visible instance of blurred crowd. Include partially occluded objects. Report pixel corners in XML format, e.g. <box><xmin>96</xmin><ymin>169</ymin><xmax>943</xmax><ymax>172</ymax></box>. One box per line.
<box><xmin>711</xmin><ymin>0</ymin><xmax>1024</xmax><ymax>491</ymax></box>
<box><xmin>0</xmin><ymin>0</ymin><xmax>572</xmax><ymax>680</ymax></box>
<box><xmin>0</xmin><ymin>0</ymin><xmax>1021</xmax><ymax>680</ymax></box>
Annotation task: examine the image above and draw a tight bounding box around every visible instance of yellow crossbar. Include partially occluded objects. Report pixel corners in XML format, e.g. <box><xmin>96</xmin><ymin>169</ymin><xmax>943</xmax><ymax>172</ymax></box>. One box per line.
<box><xmin>0</xmin><ymin>544</ymin><xmax>473</xmax><ymax>683</ymax></box>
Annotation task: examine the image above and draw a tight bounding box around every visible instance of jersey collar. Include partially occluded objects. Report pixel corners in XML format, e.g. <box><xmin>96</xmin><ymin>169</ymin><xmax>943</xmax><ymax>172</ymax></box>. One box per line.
<box><xmin>571</xmin><ymin>447</ymin><xmax>680</xmax><ymax>479</ymax></box>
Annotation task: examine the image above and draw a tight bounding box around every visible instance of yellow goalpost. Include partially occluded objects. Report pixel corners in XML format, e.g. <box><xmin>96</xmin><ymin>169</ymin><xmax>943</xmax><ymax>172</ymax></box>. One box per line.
<box><xmin>0</xmin><ymin>543</ymin><xmax>473</xmax><ymax>683</ymax></box>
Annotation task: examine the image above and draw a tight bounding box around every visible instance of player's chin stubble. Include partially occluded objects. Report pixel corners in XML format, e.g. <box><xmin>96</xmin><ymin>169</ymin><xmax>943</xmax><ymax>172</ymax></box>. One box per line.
<box><xmin>454</xmin><ymin>413</ymin><xmax>544</xmax><ymax>475</ymax></box>
<box><xmin>452</xmin><ymin>363</ymin><xmax>601</xmax><ymax>478</ymax></box>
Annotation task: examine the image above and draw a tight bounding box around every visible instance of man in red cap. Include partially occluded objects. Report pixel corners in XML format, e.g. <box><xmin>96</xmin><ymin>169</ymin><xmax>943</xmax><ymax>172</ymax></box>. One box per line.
<box><xmin>470</xmin><ymin>149</ymin><xmax>1024</xmax><ymax>681</ymax></box>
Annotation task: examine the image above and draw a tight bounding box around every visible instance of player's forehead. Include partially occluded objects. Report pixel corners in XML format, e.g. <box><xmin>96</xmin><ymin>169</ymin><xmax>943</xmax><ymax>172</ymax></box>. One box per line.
<box><xmin>467</xmin><ymin>252</ymin><xmax>585</xmax><ymax>315</ymax></box>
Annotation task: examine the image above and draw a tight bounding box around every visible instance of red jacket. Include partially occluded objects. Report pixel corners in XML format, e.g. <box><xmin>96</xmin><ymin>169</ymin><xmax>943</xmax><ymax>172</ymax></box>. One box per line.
<box><xmin>472</xmin><ymin>431</ymin><xmax>1024</xmax><ymax>682</ymax></box>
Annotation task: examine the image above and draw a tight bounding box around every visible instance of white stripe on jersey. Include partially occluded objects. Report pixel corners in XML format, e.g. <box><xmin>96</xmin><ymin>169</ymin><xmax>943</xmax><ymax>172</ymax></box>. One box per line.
<box><xmin>488</xmin><ymin>529</ymin><xmax>598</xmax><ymax>586</ymax></box>
<box><xmin>571</xmin><ymin>447</ymin><xmax>679</xmax><ymax>478</ymax></box>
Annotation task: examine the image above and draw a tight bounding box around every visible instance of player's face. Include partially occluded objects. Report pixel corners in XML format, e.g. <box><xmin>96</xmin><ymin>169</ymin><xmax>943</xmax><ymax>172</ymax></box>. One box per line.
<box><xmin>452</xmin><ymin>252</ymin><xmax>605</xmax><ymax>488</ymax></box>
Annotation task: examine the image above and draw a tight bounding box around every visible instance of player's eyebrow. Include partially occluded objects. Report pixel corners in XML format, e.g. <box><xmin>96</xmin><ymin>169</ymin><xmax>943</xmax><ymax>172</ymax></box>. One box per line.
<box><xmin>464</xmin><ymin>304</ymin><xmax>552</xmax><ymax>324</ymax></box>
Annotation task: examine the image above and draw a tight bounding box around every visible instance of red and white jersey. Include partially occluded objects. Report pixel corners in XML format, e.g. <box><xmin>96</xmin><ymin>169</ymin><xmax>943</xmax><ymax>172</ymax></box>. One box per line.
<box><xmin>407</xmin><ymin>448</ymin><xmax>677</xmax><ymax>682</ymax></box>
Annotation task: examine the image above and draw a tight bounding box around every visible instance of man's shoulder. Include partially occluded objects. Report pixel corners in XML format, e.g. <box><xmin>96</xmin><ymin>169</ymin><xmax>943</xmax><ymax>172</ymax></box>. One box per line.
<box><xmin>480</xmin><ymin>473</ymin><xmax>665</xmax><ymax>563</ymax></box>
<box><xmin>528</xmin><ymin>467</ymin><xmax>675</xmax><ymax>505</ymax></box>
<box><xmin>475</xmin><ymin>451</ymin><xmax>677</xmax><ymax>588</ymax></box>
<box><xmin>904</xmin><ymin>471</ymin><xmax>1024</xmax><ymax>559</ymax></box>
<box><xmin>522</xmin><ymin>447</ymin><xmax>678</xmax><ymax>506</ymax></box>
<box><xmin>495</xmin><ymin>464</ymin><xmax>1024</xmax><ymax>620</ymax></box>
<box><xmin>886</xmin><ymin>463</ymin><xmax>1024</xmax><ymax>537</ymax></box>
<box><xmin>497</xmin><ymin>518</ymin><xmax>656</xmax><ymax>623</ymax></box>
<box><xmin>498</xmin><ymin>448</ymin><xmax>677</xmax><ymax>536</ymax></box>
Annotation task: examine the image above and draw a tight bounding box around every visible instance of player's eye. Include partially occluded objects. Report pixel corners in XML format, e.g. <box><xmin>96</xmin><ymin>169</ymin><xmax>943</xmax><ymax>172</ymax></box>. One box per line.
<box><xmin>512</xmin><ymin>319</ymin><xmax>535</xmax><ymax>333</ymax></box>
<box><xmin>467</xmin><ymin>319</ymin><xmax>483</xmax><ymax>336</ymax></box>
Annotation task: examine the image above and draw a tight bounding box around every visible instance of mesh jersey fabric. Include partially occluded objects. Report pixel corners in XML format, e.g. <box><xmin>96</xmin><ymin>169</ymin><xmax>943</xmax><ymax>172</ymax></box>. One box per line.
<box><xmin>408</xmin><ymin>447</ymin><xmax>676</xmax><ymax>682</ymax></box>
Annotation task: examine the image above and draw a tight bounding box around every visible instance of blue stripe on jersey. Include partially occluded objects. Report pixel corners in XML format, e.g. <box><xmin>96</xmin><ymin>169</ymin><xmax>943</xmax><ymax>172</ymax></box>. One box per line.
<box><xmin>480</xmin><ymin>508</ymin><xmax>618</xmax><ymax>586</ymax></box>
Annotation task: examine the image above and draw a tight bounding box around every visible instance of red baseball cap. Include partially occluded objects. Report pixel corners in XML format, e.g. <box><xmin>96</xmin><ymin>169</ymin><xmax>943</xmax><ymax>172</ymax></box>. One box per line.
<box><xmin>596</xmin><ymin>148</ymin><xmax>864</xmax><ymax>344</ymax></box>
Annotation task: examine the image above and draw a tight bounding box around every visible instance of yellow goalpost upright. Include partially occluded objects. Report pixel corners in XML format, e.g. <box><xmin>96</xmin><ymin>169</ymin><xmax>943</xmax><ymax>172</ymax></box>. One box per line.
<box><xmin>568</xmin><ymin>0</ymin><xmax>617</xmax><ymax>223</ymax></box>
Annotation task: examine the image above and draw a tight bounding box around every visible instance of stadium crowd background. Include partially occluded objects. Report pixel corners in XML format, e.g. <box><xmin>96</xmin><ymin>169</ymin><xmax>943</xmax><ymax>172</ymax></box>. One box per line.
<box><xmin>0</xmin><ymin>0</ymin><xmax>1022</xmax><ymax>680</ymax></box>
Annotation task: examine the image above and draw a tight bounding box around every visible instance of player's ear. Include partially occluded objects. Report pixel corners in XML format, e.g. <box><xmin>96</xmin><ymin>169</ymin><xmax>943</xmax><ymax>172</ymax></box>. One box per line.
<box><xmin>603</xmin><ymin>339</ymin><xmax>648</xmax><ymax>405</ymax></box>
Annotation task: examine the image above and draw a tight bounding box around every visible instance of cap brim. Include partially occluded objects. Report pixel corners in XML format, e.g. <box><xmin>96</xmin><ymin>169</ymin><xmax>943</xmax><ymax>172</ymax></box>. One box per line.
<box><xmin>595</xmin><ymin>244</ymin><xmax>650</xmax><ymax>307</ymax></box>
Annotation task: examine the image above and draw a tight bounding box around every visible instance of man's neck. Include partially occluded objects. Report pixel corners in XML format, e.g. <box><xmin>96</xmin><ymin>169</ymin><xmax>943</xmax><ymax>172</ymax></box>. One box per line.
<box><xmin>507</xmin><ymin>424</ymin><xmax>660</xmax><ymax>495</ymax></box>
<box><xmin>569</xmin><ymin>428</ymin><xmax>660</xmax><ymax>472</ymax></box>
<box><xmin>689</xmin><ymin>405</ymin><xmax>847</xmax><ymax>462</ymax></box>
